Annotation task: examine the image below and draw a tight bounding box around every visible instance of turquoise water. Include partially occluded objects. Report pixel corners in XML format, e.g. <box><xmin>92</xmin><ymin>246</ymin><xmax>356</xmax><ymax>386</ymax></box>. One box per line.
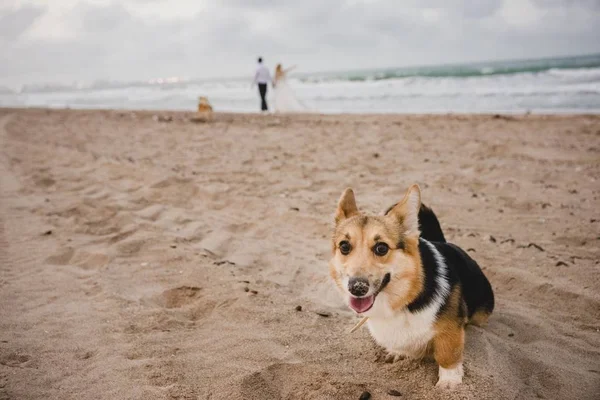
<box><xmin>2</xmin><ymin>54</ymin><xmax>600</xmax><ymax>113</ymax></box>
<box><xmin>308</xmin><ymin>54</ymin><xmax>600</xmax><ymax>81</ymax></box>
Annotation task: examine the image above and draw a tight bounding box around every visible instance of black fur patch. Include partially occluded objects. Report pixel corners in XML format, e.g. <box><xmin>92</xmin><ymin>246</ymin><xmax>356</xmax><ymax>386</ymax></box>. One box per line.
<box><xmin>418</xmin><ymin>205</ymin><xmax>446</xmax><ymax>243</ymax></box>
<box><xmin>433</xmin><ymin>243</ymin><xmax>495</xmax><ymax>317</ymax></box>
<box><xmin>378</xmin><ymin>273</ymin><xmax>391</xmax><ymax>293</ymax></box>
<box><xmin>385</xmin><ymin>203</ymin><xmax>446</xmax><ymax>243</ymax></box>
<box><xmin>407</xmin><ymin>239</ymin><xmax>440</xmax><ymax>313</ymax></box>
<box><xmin>387</xmin><ymin>201</ymin><xmax>493</xmax><ymax>320</ymax></box>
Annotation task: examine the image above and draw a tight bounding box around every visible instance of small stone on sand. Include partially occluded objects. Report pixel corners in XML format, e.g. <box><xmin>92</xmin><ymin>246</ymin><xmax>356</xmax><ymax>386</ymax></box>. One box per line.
<box><xmin>359</xmin><ymin>391</ymin><xmax>371</xmax><ymax>400</ymax></box>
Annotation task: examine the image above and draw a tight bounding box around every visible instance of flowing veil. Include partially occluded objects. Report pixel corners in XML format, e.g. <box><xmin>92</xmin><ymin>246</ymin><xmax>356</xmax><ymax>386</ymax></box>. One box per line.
<box><xmin>274</xmin><ymin>72</ymin><xmax>305</xmax><ymax>113</ymax></box>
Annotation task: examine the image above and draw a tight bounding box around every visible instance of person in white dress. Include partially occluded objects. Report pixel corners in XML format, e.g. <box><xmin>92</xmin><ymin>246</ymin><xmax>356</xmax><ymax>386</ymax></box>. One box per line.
<box><xmin>273</xmin><ymin>64</ymin><xmax>305</xmax><ymax>113</ymax></box>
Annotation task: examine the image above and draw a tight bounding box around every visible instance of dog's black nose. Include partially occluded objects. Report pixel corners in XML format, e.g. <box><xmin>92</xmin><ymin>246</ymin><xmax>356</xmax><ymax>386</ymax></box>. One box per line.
<box><xmin>348</xmin><ymin>277</ymin><xmax>369</xmax><ymax>297</ymax></box>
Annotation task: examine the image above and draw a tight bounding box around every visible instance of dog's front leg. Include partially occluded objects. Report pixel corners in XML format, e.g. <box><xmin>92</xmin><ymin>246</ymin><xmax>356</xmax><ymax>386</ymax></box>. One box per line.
<box><xmin>433</xmin><ymin>323</ymin><xmax>465</xmax><ymax>389</ymax></box>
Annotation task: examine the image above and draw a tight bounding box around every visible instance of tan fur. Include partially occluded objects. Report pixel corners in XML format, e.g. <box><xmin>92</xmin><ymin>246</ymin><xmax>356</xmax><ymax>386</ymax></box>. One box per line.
<box><xmin>433</xmin><ymin>321</ymin><xmax>465</xmax><ymax>368</ymax></box>
<box><xmin>469</xmin><ymin>309</ymin><xmax>491</xmax><ymax>327</ymax></box>
<box><xmin>386</xmin><ymin>184</ymin><xmax>421</xmax><ymax>238</ymax></box>
<box><xmin>197</xmin><ymin>97</ymin><xmax>213</xmax><ymax>113</ymax></box>
<box><xmin>334</xmin><ymin>188</ymin><xmax>359</xmax><ymax>225</ymax></box>
<box><xmin>329</xmin><ymin>265</ymin><xmax>342</xmax><ymax>288</ymax></box>
<box><xmin>330</xmin><ymin>185</ymin><xmax>425</xmax><ymax>314</ymax></box>
<box><xmin>439</xmin><ymin>285</ymin><xmax>468</xmax><ymax>327</ymax></box>
<box><xmin>330</xmin><ymin>185</ymin><xmax>474</xmax><ymax>388</ymax></box>
<box><xmin>433</xmin><ymin>286</ymin><xmax>466</xmax><ymax>368</ymax></box>
<box><xmin>387</xmin><ymin>236</ymin><xmax>422</xmax><ymax>311</ymax></box>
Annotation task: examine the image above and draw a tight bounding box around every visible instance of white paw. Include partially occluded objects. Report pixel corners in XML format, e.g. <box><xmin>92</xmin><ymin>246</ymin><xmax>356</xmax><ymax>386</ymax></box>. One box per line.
<box><xmin>436</xmin><ymin>364</ymin><xmax>463</xmax><ymax>389</ymax></box>
<box><xmin>435</xmin><ymin>378</ymin><xmax>462</xmax><ymax>389</ymax></box>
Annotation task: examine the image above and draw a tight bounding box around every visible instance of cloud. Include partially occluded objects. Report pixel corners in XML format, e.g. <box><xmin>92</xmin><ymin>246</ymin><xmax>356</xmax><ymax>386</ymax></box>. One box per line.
<box><xmin>0</xmin><ymin>0</ymin><xmax>599</xmax><ymax>87</ymax></box>
<box><xmin>533</xmin><ymin>0</ymin><xmax>600</xmax><ymax>10</ymax></box>
<box><xmin>461</xmin><ymin>0</ymin><xmax>503</xmax><ymax>18</ymax></box>
<box><xmin>0</xmin><ymin>4</ymin><xmax>46</xmax><ymax>40</ymax></box>
<box><xmin>78</xmin><ymin>2</ymin><xmax>132</xmax><ymax>33</ymax></box>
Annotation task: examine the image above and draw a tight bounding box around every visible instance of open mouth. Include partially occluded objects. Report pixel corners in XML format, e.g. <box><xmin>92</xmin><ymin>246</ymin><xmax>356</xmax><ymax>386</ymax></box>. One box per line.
<box><xmin>349</xmin><ymin>295</ymin><xmax>375</xmax><ymax>313</ymax></box>
<box><xmin>348</xmin><ymin>273</ymin><xmax>391</xmax><ymax>314</ymax></box>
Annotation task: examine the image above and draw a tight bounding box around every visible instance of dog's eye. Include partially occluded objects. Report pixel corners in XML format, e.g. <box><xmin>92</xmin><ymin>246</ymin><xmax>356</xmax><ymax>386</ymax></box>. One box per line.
<box><xmin>339</xmin><ymin>240</ymin><xmax>352</xmax><ymax>255</ymax></box>
<box><xmin>373</xmin><ymin>242</ymin><xmax>389</xmax><ymax>256</ymax></box>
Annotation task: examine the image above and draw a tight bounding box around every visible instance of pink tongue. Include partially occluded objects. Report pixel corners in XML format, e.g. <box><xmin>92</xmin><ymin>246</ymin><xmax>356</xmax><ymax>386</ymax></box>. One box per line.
<box><xmin>349</xmin><ymin>295</ymin><xmax>375</xmax><ymax>313</ymax></box>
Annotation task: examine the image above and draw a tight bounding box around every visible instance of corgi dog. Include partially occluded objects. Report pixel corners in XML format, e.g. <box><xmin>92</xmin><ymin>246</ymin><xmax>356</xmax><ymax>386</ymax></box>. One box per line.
<box><xmin>197</xmin><ymin>96</ymin><xmax>213</xmax><ymax>113</ymax></box>
<box><xmin>329</xmin><ymin>185</ymin><xmax>494</xmax><ymax>388</ymax></box>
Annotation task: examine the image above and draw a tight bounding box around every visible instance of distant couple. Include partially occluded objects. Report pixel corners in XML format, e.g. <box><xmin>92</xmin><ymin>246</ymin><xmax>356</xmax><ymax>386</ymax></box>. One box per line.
<box><xmin>253</xmin><ymin>57</ymin><xmax>304</xmax><ymax>113</ymax></box>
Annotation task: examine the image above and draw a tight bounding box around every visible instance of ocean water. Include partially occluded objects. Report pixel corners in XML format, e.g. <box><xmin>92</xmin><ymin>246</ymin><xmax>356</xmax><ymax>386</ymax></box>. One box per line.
<box><xmin>1</xmin><ymin>54</ymin><xmax>599</xmax><ymax>114</ymax></box>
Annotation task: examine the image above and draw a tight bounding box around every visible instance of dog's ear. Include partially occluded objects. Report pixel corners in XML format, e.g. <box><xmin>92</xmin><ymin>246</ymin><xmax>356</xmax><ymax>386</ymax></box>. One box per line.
<box><xmin>335</xmin><ymin>188</ymin><xmax>359</xmax><ymax>224</ymax></box>
<box><xmin>387</xmin><ymin>185</ymin><xmax>421</xmax><ymax>237</ymax></box>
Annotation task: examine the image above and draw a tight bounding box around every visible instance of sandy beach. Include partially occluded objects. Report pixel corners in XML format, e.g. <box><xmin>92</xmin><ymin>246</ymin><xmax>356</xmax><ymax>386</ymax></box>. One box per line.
<box><xmin>0</xmin><ymin>108</ymin><xmax>599</xmax><ymax>400</ymax></box>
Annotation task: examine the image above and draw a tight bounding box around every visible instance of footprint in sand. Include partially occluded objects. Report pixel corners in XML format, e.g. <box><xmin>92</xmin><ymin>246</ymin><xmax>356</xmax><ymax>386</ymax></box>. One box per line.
<box><xmin>45</xmin><ymin>247</ymin><xmax>75</xmax><ymax>265</ymax></box>
<box><xmin>83</xmin><ymin>280</ymin><xmax>102</xmax><ymax>297</ymax></box>
<box><xmin>106</xmin><ymin>228</ymin><xmax>152</xmax><ymax>256</ymax></box>
<box><xmin>135</xmin><ymin>204</ymin><xmax>165</xmax><ymax>222</ymax></box>
<box><xmin>72</xmin><ymin>252</ymin><xmax>111</xmax><ymax>270</ymax></box>
<box><xmin>148</xmin><ymin>177</ymin><xmax>198</xmax><ymax>205</ymax></box>
<box><xmin>116</xmin><ymin>238</ymin><xmax>147</xmax><ymax>256</ymax></box>
<box><xmin>150</xmin><ymin>177</ymin><xmax>192</xmax><ymax>189</ymax></box>
<box><xmin>185</xmin><ymin>300</ymin><xmax>218</xmax><ymax>321</ymax></box>
<box><xmin>159</xmin><ymin>286</ymin><xmax>203</xmax><ymax>309</ymax></box>
<box><xmin>108</xmin><ymin>229</ymin><xmax>137</xmax><ymax>244</ymax></box>
<box><xmin>78</xmin><ymin>221</ymin><xmax>121</xmax><ymax>236</ymax></box>
<box><xmin>173</xmin><ymin>221</ymin><xmax>208</xmax><ymax>244</ymax></box>
<box><xmin>0</xmin><ymin>352</ymin><xmax>32</xmax><ymax>368</ymax></box>
<box><xmin>197</xmin><ymin>231</ymin><xmax>231</xmax><ymax>258</ymax></box>
<box><xmin>32</xmin><ymin>174</ymin><xmax>56</xmax><ymax>188</ymax></box>
<box><xmin>154</xmin><ymin>286</ymin><xmax>234</xmax><ymax>322</ymax></box>
<box><xmin>74</xmin><ymin>349</ymin><xmax>96</xmax><ymax>360</ymax></box>
<box><xmin>240</xmin><ymin>363</ymin><xmax>368</xmax><ymax>399</ymax></box>
<box><xmin>45</xmin><ymin>247</ymin><xmax>110</xmax><ymax>270</ymax></box>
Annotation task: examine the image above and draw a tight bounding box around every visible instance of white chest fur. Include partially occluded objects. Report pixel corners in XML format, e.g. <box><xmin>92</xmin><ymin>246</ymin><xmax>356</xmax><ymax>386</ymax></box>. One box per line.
<box><xmin>364</xmin><ymin>239</ymin><xmax>450</xmax><ymax>358</ymax></box>
<box><xmin>366</xmin><ymin>302</ymin><xmax>438</xmax><ymax>358</ymax></box>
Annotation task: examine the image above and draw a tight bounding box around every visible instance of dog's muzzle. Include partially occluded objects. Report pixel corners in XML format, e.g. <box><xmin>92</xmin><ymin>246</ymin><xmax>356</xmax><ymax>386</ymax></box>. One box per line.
<box><xmin>348</xmin><ymin>277</ymin><xmax>369</xmax><ymax>297</ymax></box>
<box><xmin>347</xmin><ymin>273</ymin><xmax>391</xmax><ymax>314</ymax></box>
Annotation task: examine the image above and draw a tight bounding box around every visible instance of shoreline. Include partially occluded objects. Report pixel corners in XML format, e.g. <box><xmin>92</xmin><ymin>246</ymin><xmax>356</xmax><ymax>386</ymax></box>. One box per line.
<box><xmin>2</xmin><ymin>106</ymin><xmax>600</xmax><ymax>118</ymax></box>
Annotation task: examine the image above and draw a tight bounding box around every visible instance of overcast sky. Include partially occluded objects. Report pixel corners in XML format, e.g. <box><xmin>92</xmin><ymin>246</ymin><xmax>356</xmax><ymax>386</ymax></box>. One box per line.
<box><xmin>1</xmin><ymin>0</ymin><xmax>599</xmax><ymax>87</ymax></box>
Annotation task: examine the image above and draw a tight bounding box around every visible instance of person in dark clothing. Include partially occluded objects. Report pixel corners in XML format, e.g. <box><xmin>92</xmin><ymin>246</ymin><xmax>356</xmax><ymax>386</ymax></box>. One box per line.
<box><xmin>253</xmin><ymin>57</ymin><xmax>272</xmax><ymax>112</ymax></box>
<box><xmin>258</xmin><ymin>82</ymin><xmax>268</xmax><ymax>111</ymax></box>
